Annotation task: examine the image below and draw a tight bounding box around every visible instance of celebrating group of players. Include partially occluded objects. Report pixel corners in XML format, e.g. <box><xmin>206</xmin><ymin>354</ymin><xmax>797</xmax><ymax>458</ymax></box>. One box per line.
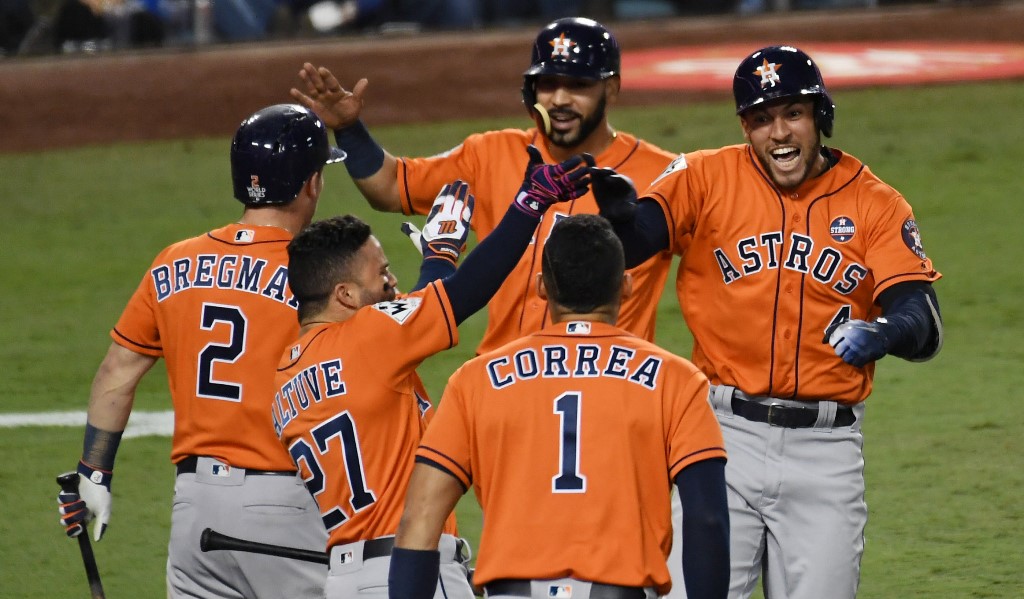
<box><xmin>57</xmin><ymin>16</ymin><xmax>942</xmax><ymax>599</ymax></box>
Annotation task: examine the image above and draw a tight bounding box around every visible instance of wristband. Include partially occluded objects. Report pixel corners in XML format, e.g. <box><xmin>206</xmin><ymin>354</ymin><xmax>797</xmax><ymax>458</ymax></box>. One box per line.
<box><xmin>82</xmin><ymin>422</ymin><xmax>122</xmax><ymax>471</ymax></box>
<box><xmin>77</xmin><ymin>460</ymin><xmax>113</xmax><ymax>489</ymax></box>
<box><xmin>388</xmin><ymin>547</ymin><xmax>440</xmax><ymax>599</ymax></box>
<box><xmin>334</xmin><ymin>120</ymin><xmax>385</xmax><ymax>179</ymax></box>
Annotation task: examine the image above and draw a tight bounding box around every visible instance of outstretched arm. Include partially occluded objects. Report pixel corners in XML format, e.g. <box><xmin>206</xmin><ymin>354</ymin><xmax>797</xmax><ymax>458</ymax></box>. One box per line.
<box><xmin>442</xmin><ymin>146</ymin><xmax>592</xmax><ymax>324</ymax></box>
<box><xmin>290</xmin><ymin>62</ymin><xmax>402</xmax><ymax>212</ymax></box>
<box><xmin>590</xmin><ymin>167</ymin><xmax>671</xmax><ymax>268</ymax></box>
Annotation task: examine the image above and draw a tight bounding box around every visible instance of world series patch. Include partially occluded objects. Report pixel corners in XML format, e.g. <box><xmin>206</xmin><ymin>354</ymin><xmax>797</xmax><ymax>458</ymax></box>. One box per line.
<box><xmin>829</xmin><ymin>216</ymin><xmax>856</xmax><ymax>242</ymax></box>
<box><xmin>901</xmin><ymin>218</ymin><xmax>927</xmax><ymax>259</ymax></box>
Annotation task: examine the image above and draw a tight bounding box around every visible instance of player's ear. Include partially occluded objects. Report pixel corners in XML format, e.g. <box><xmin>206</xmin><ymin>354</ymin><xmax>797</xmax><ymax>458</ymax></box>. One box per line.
<box><xmin>334</xmin><ymin>281</ymin><xmax>360</xmax><ymax>311</ymax></box>
<box><xmin>620</xmin><ymin>273</ymin><xmax>633</xmax><ymax>301</ymax></box>
<box><xmin>739</xmin><ymin>115</ymin><xmax>752</xmax><ymax>141</ymax></box>
<box><xmin>604</xmin><ymin>75</ymin><xmax>621</xmax><ymax>105</ymax></box>
<box><xmin>535</xmin><ymin>272</ymin><xmax>548</xmax><ymax>300</ymax></box>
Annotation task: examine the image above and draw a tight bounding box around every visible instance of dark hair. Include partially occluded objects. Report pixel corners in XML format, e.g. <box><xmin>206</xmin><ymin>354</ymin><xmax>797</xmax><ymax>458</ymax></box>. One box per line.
<box><xmin>287</xmin><ymin>215</ymin><xmax>372</xmax><ymax>320</ymax></box>
<box><xmin>541</xmin><ymin>214</ymin><xmax>624</xmax><ymax>313</ymax></box>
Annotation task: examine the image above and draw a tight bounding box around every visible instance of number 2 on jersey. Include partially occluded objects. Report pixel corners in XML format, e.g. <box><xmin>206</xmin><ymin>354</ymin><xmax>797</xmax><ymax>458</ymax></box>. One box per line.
<box><xmin>553</xmin><ymin>392</ymin><xmax>587</xmax><ymax>493</ymax></box>
<box><xmin>196</xmin><ymin>303</ymin><xmax>247</xmax><ymax>402</ymax></box>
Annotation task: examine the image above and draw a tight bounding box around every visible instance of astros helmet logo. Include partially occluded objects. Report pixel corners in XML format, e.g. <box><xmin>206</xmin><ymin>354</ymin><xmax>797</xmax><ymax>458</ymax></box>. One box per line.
<box><xmin>755</xmin><ymin>58</ymin><xmax>782</xmax><ymax>88</ymax></box>
<box><xmin>549</xmin><ymin>33</ymin><xmax>576</xmax><ymax>58</ymax></box>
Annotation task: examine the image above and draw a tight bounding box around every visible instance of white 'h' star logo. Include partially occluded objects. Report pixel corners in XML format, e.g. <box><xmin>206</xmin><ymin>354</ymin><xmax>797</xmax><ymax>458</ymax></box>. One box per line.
<box><xmin>755</xmin><ymin>58</ymin><xmax>782</xmax><ymax>88</ymax></box>
<box><xmin>549</xmin><ymin>33</ymin><xmax>576</xmax><ymax>58</ymax></box>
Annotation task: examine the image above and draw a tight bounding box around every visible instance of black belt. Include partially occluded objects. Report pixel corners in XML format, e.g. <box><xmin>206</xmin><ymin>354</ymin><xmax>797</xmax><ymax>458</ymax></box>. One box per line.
<box><xmin>485</xmin><ymin>580</ymin><xmax>646</xmax><ymax>599</ymax></box>
<box><xmin>175</xmin><ymin>456</ymin><xmax>297</xmax><ymax>477</ymax></box>
<box><xmin>731</xmin><ymin>396</ymin><xmax>855</xmax><ymax>428</ymax></box>
<box><xmin>363</xmin><ymin>536</ymin><xmax>394</xmax><ymax>560</ymax></box>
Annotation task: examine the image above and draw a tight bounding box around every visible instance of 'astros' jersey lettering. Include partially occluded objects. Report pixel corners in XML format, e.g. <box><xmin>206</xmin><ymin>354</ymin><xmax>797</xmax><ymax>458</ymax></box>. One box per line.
<box><xmin>274</xmin><ymin>281</ymin><xmax>459</xmax><ymax>549</ymax></box>
<box><xmin>644</xmin><ymin>145</ymin><xmax>942</xmax><ymax>403</ymax></box>
<box><xmin>397</xmin><ymin>129</ymin><xmax>674</xmax><ymax>353</ymax></box>
<box><xmin>418</xmin><ymin>321</ymin><xmax>726</xmax><ymax>595</ymax></box>
<box><xmin>113</xmin><ymin>223</ymin><xmax>299</xmax><ymax>469</ymax></box>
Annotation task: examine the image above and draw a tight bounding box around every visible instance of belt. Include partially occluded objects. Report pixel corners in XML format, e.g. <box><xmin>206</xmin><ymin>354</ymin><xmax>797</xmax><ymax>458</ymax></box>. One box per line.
<box><xmin>333</xmin><ymin>536</ymin><xmax>468</xmax><ymax>562</ymax></box>
<box><xmin>485</xmin><ymin>579</ymin><xmax>646</xmax><ymax>599</ymax></box>
<box><xmin>731</xmin><ymin>396</ymin><xmax>855</xmax><ymax>428</ymax></box>
<box><xmin>175</xmin><ymin>456</ymin><xmax>297</xmax><ymax>477</ymax></box>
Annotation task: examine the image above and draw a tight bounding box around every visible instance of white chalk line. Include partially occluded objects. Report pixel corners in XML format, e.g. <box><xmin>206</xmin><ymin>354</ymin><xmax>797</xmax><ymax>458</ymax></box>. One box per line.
<box><xmin>0</xmin><ymin>410</ymin><xmax>173</xmax><ymax>438</ymax></box>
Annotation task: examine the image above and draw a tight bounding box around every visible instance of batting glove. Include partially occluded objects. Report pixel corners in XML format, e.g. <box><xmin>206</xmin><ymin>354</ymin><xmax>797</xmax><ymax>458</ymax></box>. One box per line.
<box><xmin>401</xmin><ymin>180</ymin><xmax>474</xmax><ymax>265</ymax></box>
<box><xmin>590</xmin><ymin>167</ymin><xmax>638</xmax><ymax>224</ymax></box>
<box><xmin>58</xmin><ymin>489</ymin><xmax>87</xmax><ymax>538</ymax></box>
<box><xmin>77</xmin><ymin>461</ymin><xmax>113</xmax><ymax>541</ymax></box>
<box><xmin>829</xmin><ymin>319</ymin><xmax>891</xmax><ymax>367</ymax></box>
<box><xmin>513</xmin><ymin>145</ymin><xmax>593</xmax><ymax>218</ymax></box>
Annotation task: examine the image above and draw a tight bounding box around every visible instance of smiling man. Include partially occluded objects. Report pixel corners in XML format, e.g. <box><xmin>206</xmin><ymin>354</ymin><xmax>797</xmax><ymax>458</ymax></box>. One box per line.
<box><xmin>288</xmin><ymin>17</ymin><xmax>676</xmax><ymax>357</ymax></box>
<box><xmin>592</xmin><ymin>45</ymin><xmax>944</xmax><ymax>599</ymax></box>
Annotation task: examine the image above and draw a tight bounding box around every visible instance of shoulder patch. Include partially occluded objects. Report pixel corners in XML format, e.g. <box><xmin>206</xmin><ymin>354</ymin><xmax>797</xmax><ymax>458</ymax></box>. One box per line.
<box><xmin>901</xmin><ymin>218</ymin><xmax>927</xmax><ymax>260</ymax></box>
<box><xmin>829</xmin><ymin>216</ymin><xmax>856</xmax><ymax>243</ymax></box>
<box><xmin>372</xmin><ymin>297</ymin><xmax>423</xmax><ymax>324</ymax></box>
<box><xmin>652</xmin><ymin>153</ymin><xmax>688</xmax><ymax>185</ymax></box>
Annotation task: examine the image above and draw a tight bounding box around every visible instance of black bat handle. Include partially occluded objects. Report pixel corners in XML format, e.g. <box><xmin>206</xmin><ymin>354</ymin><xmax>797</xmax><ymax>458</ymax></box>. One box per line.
<box><xmin>57</xmin><ymin>471</ymin><xmax>107</xmax><ymax>599</ymax></box>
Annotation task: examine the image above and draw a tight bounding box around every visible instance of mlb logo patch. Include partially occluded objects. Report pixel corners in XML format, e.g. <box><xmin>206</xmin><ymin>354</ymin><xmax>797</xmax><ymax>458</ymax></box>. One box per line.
<box><xmin>211</xmin><ymin>464</ymin><xmax>231</xmax><ymax>477</ymax></box>
<box><xmin>566</xmin><ymin>322</ymin><xmax>591</xmax><ymax>335</ymax></box>
<box><xmin>337</xmin><ymin>550</ymin><xmax>354</xmax><ymax>564</ymax></box>
<box><xmin>290</xmin><ymin>344</ymin><xmax>301</xmax><ymax>360</ymax></box>
<box><xmin>234</xmin><ymin>229</ymin><xmax>255</xmax><ymax>243</ymax></box>
<box><xmin>547</xmin><ymin>584</ymin><xmax>573</xmax><ymax>598</ymax></box>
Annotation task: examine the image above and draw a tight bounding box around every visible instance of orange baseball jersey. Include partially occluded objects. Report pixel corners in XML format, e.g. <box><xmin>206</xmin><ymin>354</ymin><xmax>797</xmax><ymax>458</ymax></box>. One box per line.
<box><xmin>273</xmin><ymin>281</ymin><xmax>459</xmax><ymax>549</ymax></box>
<box><xmin>112</xmin><ymin>223</ymin><xmax>300</xmax><ymax>470</ymax></box>
<box><xmin>418</xmin><ymin>321</ymin><xmax>727</xmax><ymax>595</ymax></box>
<box><xmin>396</xmin><ymin>129</ymin><xmax>674</xmax><ymax>353</ymax></box>
<box><xmin>643</xmin><ymin>145</ymin><xmax>942</xmax><ymax>404</ymax></box>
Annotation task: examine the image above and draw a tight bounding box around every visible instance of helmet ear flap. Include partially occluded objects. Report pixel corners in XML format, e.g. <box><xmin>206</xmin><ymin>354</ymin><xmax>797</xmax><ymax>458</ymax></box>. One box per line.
<box><xmin>815</xmin><ymin>95</ymin><xmax>835</xmax><ymax>138</ymax></box>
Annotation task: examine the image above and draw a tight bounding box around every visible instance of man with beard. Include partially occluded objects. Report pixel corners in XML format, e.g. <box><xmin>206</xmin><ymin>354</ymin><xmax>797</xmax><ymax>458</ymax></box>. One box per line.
<box><xmin>290</xmin><ymin>17</ymin><xmax>675</xmax><ymax>357</ymax></box>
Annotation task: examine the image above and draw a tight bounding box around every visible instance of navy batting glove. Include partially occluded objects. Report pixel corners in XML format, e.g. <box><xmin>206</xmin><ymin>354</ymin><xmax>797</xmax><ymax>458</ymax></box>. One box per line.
<box><xmin>402</xmin><ymin>180</ymin><xmax>474</xmax><ymax>266</ymax></box>
<box><xmin>590</xmin><ymin>166</ymin><xmax>638</xmax><ymax>224</ymax></box>
<box><xmin>513</xmin><ymin>145</ymin><xmax>592</xmax><ymax>218</ymax></box>
<box><xmin>57</xmin><ymin>490</ymin><xmax>87</xmax><ymax>538</ymax></box>
<box><xmin>829</xmin><ymin>319</ymin><xmax>891</xmax><ymax>367</ymax></box>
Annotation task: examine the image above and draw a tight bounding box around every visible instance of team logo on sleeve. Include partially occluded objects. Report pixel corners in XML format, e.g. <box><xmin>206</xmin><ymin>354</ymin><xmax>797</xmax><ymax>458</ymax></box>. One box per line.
<box><xmin>829</xmin><ymin>216</ymin><xmax>856</xmax><ymax>243</ymax></box>
<box><xmin>901</xmin><ymin>218</ymin><xmax>928</xmax><ymax>260</ymax></box>
<box><xmin>372</xmin><ymin>297</ymin><xmax>422</xmax><ymax>324</ymax></box>
<box><xmin>652</xmin><ymin>153</ymin><xmax>688</xmax><ymax>185</ymax></box>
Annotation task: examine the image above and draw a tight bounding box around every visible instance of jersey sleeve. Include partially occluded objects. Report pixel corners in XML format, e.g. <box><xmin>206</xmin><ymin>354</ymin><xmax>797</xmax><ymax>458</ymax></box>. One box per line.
<box><xmin>360</xmin><ymin>281</ymin><xmax>460</xmax><ymax>385</ymax></box>
<box><xmin>416</xmin><ymin>368</ymin><xmax>473</xmax><ymax>489</ymax></box>
<box><xmin>110</xmin><ymin>261</ymin><xmax>164</xmax><ymax>356</ymax></box>
<box><xmin>863</xmin><ymin>187</ymin><xmax>941</xmax><ymax>299</ymax></box>
<box><xmin>396</xmin><ymin>134</ymin><xmax>486</xmax><ymax>216</ymax></box>
<box><xmin>642</xmin><ymin>151</ymin><xmax>708</xmax><ymax>256</ymax></box>
<box><xmin>664</xmin><ymin>362</ymin><xmax>726</xmax><ymax>480</ymax></box>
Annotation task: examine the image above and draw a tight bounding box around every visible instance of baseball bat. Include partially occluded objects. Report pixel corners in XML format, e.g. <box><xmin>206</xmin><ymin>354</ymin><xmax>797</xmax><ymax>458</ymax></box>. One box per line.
<box><xmin>56</xmin><ymin>471</ymin><xmax>107</xmax><ymax>599</ymax></box>
<box><xmin>200</xmin><ymin>528</ymin><xmax>329</xmax><ymax>565</ymax></box>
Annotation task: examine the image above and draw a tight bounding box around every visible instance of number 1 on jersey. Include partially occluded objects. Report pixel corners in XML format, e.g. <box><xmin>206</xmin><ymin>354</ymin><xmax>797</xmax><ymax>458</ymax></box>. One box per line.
<box><xmin>552</xmin><ymin>392</ymin><xmax>586</xmax><ymax>493</ymax></box>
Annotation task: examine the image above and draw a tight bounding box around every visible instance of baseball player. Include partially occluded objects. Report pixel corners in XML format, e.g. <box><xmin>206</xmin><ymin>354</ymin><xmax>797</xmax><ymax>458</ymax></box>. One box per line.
<box><xmin>288</xmin><ymin>16</ymin><xmax>676</xmax><ymax>356</ymax></box>
<box><xmin>388</xmin><ymin>214</ymin><xmax>730</xmax><ymax>599</ymax></box>
<box><xmin>56</xmin><ymin>104</ymin><xmax>344</xmax><ymax>598</ymax></box>
<box><xmin>274</xmin><ymin>153</ymin><xmax>593</xmax><ymax>598</ymax></box>
<box><xmin>592</xmin><ymin>46</ymin><xmax>944</xmax><ymax>599</ymax></box>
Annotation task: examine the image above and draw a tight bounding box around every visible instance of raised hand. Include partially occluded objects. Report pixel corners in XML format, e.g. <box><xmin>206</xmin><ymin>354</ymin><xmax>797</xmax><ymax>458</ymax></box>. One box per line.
<box><xmin>289</xmin><ymin>62</ymin><xmax>368</xmax><ymax>130</ymax></box>
<box><xmin>513</xmin><ymin>145</ymin><xmax>593</xmax><ymax>218</ymax></box>
<box><xmin>402</xmin><ymin>180</ymin><xmax>474</xmax><ymax>265</ymax></box>
<box><xmin>590</xmin><ymin>166</ymin><xmax>639</xmax><ymax>224</ymax></box>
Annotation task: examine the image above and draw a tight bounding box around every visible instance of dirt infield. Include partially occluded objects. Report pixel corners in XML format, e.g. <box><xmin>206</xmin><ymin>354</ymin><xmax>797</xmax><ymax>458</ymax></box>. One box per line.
<box><xmin>2</xmin><ymin>2</ymin><xmax>1022</xmax><ymax>154</ymax></box>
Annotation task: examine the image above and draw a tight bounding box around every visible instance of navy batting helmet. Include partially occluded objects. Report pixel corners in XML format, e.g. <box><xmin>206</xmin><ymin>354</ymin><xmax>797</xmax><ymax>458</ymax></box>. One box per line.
<box><xmin>521</xmin><ymin>17</ymin><xmax>620</xmax><ymax>110</ymax></box>
<box><xmin>733</xmin><ymin>45</ymin><xmax>835</xmax><ymax>138</ymax></box>
<box><xmin>230</xmin><ymin>104</ymin><xmax>346</xmax><ymax>206</ymax></box>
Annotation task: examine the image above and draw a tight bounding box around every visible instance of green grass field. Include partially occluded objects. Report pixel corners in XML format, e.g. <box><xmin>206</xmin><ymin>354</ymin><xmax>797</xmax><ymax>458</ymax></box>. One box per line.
<box><xmin>3</xmin><ymin>81</ymin><xmax>1023</xmax><ymax>598</ymax></box>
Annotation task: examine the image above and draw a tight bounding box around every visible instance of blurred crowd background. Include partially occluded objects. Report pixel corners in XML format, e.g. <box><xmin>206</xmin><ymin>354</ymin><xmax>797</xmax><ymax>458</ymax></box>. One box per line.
<box><xmin>0</xmin><ymin>0</ymin><xmax>985</xmax><ymax>58</ymax></box>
